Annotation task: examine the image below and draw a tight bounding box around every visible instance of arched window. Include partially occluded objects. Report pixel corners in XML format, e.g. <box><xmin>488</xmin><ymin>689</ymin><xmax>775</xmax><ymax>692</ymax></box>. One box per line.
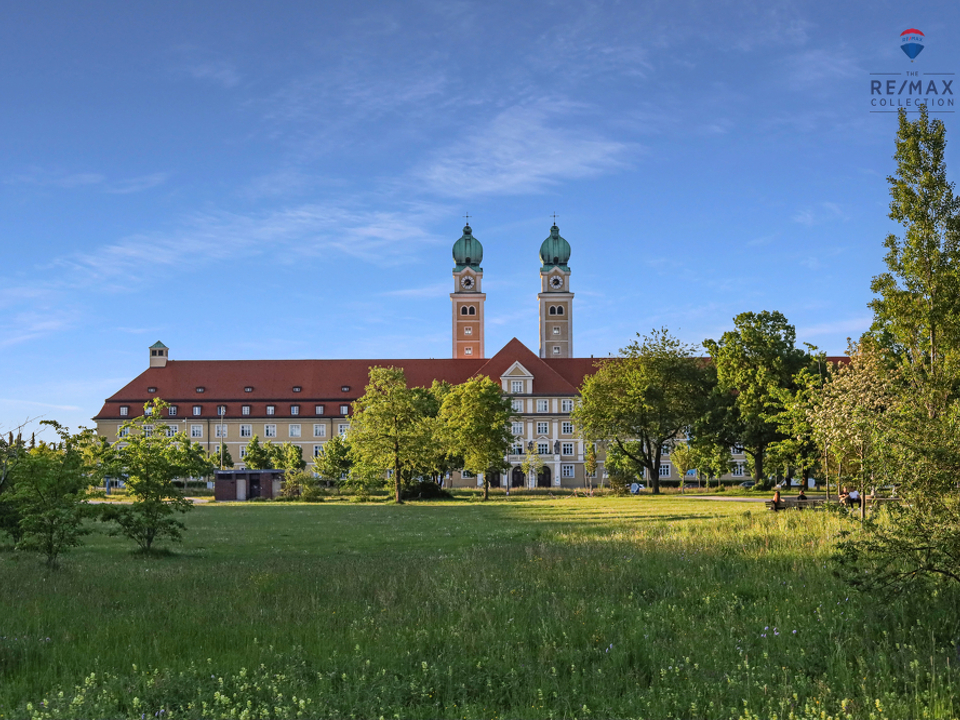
<box><xmin>549</xmin><ymin>306</ymin><xmax>556</xmax><ymax>316</ymax></box>
<box><xmin>557</xmin><ymin>306</ymin><xmax>565</xmax><ymax>315</ymax></box>
<box><xmin>461</xmin><ymin>306</ymin><xmax>469</xmax><ymax>315</ymax></box>
<box><xmin>468</xmin><ymin>306</ymin><xmax>476</xmax><ymax>315</ymax></box>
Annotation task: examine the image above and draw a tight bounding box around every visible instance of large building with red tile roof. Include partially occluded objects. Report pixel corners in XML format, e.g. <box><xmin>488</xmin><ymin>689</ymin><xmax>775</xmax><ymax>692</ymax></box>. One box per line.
<box><xmin>94</xmin><ymin>224</ymin><xmax>609</xmax><ymax>490</ymax></box>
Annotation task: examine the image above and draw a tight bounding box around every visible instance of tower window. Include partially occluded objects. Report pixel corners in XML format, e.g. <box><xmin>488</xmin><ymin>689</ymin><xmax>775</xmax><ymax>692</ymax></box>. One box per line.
<box><xmin>553</xmin><ymin>346</ymin><xmax>561</xmax><ymax>355</ymax></box>
<box><xmin>461</xmin><ymin>306</ymin><xmax>468</xmax><ymax>315</ymax></box>
<box><xmin>553</xmin><ymin>326</ymin><xmax>560</xmax><ymax>335</ymax></box>
<box><xmin>557</xmin><ymin>306</ymin><xmax>565</xmax><ymax>315</ymax></box>
<box><xmin>465</xmin><ymin>347</ymin><xmax>473</xmax><ymax>356</ymax></box>
<box><xmin>464</xmin><ymin>327</ymin><xmax>473</xmax><ymax>335</ymax></box>
<box><xmin>549</xmin><ymin>306</ymin><xmax>556</xmax><ymax>315</ymax></box>
<box><xmin>468</xmin><ymin>306</ymin><xmax>476</xmax><ymax>315</ymax></box>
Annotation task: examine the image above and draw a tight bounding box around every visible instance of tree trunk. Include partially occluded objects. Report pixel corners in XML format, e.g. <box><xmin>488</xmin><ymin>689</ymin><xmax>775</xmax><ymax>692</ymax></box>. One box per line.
<box><xmin>394</xmin><ymin>448</ymin><xmax>402</xmax><ymax>504</ymax></box>
<box><xmin>752</xmin><ymin>450</ymin><xmax>764</xmax><ymax>487</ymax></box>
<box><xmin>651</xmin><ymin>448</ymin><xmax>662</xmax><ymax>494</ymax></box>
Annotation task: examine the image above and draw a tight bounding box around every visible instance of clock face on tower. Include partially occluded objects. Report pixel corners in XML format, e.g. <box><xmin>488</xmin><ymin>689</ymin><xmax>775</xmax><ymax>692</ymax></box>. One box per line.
<box><xmin>550</xmin><ymin>276</ymin><xmax>563</xmax><ymax>290</ymax></box>
<box><xmin>460</xmin><ymin>275</ymin><xmax>475</xmax><ymax>290</ymax></box>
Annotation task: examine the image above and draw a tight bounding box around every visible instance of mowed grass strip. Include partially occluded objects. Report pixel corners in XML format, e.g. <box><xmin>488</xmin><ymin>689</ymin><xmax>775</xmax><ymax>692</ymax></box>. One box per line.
<box><xmin>1</xmin><ymin>497</ymin><xmax>958</xmax><ymax>719</ymax></box>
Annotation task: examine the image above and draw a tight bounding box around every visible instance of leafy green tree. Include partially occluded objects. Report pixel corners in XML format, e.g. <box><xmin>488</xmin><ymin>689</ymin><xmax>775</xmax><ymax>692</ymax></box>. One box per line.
<box><xmin>670</xmin><ymin>441</ymin><xmax>696</xmax><ymax>489</ymax></box>
<box><xmin>584</xmin><ymin>441</ymin><xmax>598</xmax><ymax>488</ymax></box>
<box><xmin>604</xmin><ymin>442</ymin><xmax>643</xmax><ymax>494</ymax></box>
<box><xmin>520</xmin><ymin>446</ymin><xmax>544</xmax><ymax>489</ymax></box>
<box><xmin>313</xmin><ymin>434</ymin><xmax>352</xmax><ymax>486</ymax></box>
<box><xmin>704</xmin><ymin>311</ymin><xmax>808</xmax><ymax>489</ymax></box>
<box><xmin>689</xmin><ymin>440</ymin><xmax>734</xmax><ymax>489</ymax></box>
<box><xmin>210</xmin><ymin>440</ymin><xmax>234</xmax><ymax>471</ymax></box>
<box><xmin>100</xmin><ymin>400</ymin><xmax>213</xmax><ymax>552</ymax></box>
<box><xmin>438</xmin><ymin>376</ymin><xmax>514</xmax><ymax>500</ymax></box>
<box><xmin>832</xmin><ymin>109</ymin><xmax>960</xmax><ymax>593</ymax></box>
<box><xmin>0</xmin><ymin>429</ymin><xmax>27</xmax><ymax>543</ymax></box>
<box><xmin>10</xmin><ymin>422</ymin><xmax>93</xmax><ymax>566</ymax></box>
<box><xmin>767</xmin><ymin>352</ymin><xmax>829</xmax><ymax>489</ymax></box>
<box><xmin>349</xmin><ymin>367</ymin><xmax>430</xmax><ymax>503</ymax></box>
<box><xmin>270</xmin><ymin>442</ymin><xmax>306</xmax><ymax>471</ymax></box>
<box><xmin>574</xmin><ymin>328</ymin><xmax>712</xmax><ymax>494</ymax></box>
<box><xmin>413</xmin><ymin>381</ymin><xmax>463</xmax><ymax>486</ymax></box>
<box><xmin>870</xmin><ymin>105</ymin><xmax>960</xmax><ymax>419</ymax></box>
<box><xmin>242</xmin><ymin>435</ymin><xmax>272</xmax><ymax>470</ymax></box>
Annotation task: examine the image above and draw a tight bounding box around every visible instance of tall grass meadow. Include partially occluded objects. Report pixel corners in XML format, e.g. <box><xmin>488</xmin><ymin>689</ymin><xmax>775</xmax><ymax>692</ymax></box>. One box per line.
<box><xmin>1</xmin><ymin>496</ymin><xmax>958</xmax><ymax>719</ymax></box>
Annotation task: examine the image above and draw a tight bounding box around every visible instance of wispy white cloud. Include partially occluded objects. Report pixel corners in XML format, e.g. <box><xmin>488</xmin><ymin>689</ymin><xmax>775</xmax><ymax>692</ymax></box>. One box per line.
<box><xmin>783</xmin><ymin>47</ymin><xmax>861</xmax><ymax>88</ymax></box>
<box><xmin>792</xmin><ymin>202</ymin><xmax>847</xmax><ymax>226</ymax></box>
<box><xmin>796</xmin><ymin>316</ymin><xmax>872</xmax><ymax>339</ymax></box>
<box><xmin>5</xmin><ymin>168</ymin><xmax>105</xmax><ymax>188</ymax></box>
<box><xmin>381</xmin><ymin>283</ymin><xmax>450</xmax><ymax>298</ymax></box>
<box><xmin>0</xmin><ymin>398</ymin><xmax>81</xmax><ymax>411</ymax></box>
<box><xmin>4</xmin><ymin>168</ymin><xmax>169</xmax><ymax>194</ymax></box>
<box><xmin>0</xmin><ymin>312</ymin><xmax>72</xmax><ymax>348</ymax></box>
<box><xmin>48</xmin><ymin>201</ymin><xmax>446</xmax><ymax>289</ymax></box>
<box><xmin>106</xmin><ymin>172</ymin><xmax>171</xmax><ymax>194</ymax></box>
<box><xmin>185</xmin><ymin>59</ymin><xmax>241</xmax><ymax>88</ymax></box>
<box><xmin>416</xmin><ymin>104</ymin><xmax>632</xmax><ymax>197</ymax></box>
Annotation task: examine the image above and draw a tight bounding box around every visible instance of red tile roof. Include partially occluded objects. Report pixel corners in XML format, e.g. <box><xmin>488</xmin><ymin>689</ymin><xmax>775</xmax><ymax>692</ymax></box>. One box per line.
<box><xmin>94</xmin><ymin>339</ymin><xmax>594</xmax><ymax>420</ymax></box>
<box><xmin>92</xmin><ymin>340</ymin><xmax>853</xmax><ymax>422</ymax></box>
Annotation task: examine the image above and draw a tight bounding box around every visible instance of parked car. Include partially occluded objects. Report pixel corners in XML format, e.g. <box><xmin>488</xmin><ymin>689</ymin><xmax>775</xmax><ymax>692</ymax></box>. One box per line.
<box><xmin>739</xmin><ymin>481</ymin><xmax>756</xmax><ymax>489</ymax></box>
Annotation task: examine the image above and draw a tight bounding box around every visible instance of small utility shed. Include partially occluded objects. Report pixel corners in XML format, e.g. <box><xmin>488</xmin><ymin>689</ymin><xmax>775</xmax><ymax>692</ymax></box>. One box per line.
<box><xmin>215</xmin><ymin>470</ymin><xmax>284</xmax><ymax>501</ymax></box>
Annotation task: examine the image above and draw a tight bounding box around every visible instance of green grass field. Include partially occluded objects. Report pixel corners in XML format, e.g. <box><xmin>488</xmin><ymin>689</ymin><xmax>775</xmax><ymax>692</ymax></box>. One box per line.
<box><xmin>2</xmin><ymin>496</ymin><xmax>958</xmax><ymax>719</ymax></box>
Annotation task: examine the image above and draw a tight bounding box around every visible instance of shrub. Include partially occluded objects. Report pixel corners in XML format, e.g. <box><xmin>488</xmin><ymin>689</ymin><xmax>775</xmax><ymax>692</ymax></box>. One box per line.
<box><xmin>400</xmin><ymin>481</ymin><xmax>452</xmax><ymax>501</ymax></box>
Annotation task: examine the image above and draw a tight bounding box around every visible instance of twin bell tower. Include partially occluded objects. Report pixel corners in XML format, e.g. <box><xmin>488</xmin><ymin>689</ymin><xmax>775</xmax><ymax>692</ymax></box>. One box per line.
<box><xmin>450</xmin><ymin>221</ymin><xmax>574</xmax><ymax>360</ymax></box>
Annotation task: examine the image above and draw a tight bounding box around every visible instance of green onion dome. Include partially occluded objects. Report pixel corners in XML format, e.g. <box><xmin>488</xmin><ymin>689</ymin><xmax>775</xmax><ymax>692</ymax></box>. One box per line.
<box><xmin>452</xmin><ymin>225</ymin><xmax>483</xmax><ymax>270</ymax></box>
<box><xmin>539</xmin><ymin>224</ymin><xmax>571</xmax><ymax>271</ymax></box>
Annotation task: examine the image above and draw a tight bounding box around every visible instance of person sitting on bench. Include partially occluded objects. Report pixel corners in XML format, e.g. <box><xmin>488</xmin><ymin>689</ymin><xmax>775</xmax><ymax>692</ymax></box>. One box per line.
<box><xmin>771</xmin><ymin>489</ymin><xmax>782</xmax><ymax>512</ymax></box>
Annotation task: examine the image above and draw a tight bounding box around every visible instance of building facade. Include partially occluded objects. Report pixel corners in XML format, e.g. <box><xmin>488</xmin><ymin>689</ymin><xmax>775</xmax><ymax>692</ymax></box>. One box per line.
<box><xmin>95</xmin><ymin>223</ymin><xmax>615</xmax><ymax>489</ymax></box>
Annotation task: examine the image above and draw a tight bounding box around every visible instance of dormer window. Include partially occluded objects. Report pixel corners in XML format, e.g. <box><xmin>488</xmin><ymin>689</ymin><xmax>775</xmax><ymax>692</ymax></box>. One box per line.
<box><xmin>266</xmin><ymin>405</ymin><xmax>275</xmax><ymax>416</ymax></box>
<box><xmin>293</xmin><ymin>386</ymin><xmax>302</xmax><ymax>393</ymax></box>
<box><xmin>168</xmin><ymin>406</ymin><xmax>178</xmax><ymax>416</ymax></box>
<box><xmin>217</xmin><ymin>405</ymin><xmax>226</xmax><ymax>416</ymax></box>
<box><xmin>147</xmin><ymin>387</ymin><xmax>156</xmax><ymax>393</ymax></box>
<box><xmin>341</xmin><ymin>386</ymin><xmax>350</xmax><ymax>392</ymax></box>
<box><xmin>315</xmin><ymin>404</ymin><xmax>325</xmax><ymax>414</ymax></box>
<box><xmin>119</xmin><ymin>406</ymin><xmax>129</xmax><ymax>416</ymax></box>
<box><xmin>244</xmin><ymin>387</ymin><xmax>253</xmax><ymax>393</ymax></box>
<box><xmin>290</xmin><ymin>405</ymin><xmax>300</xmax><ymax>415</ymax></box>
<box><xmin>196</xmin><ymin>387</ymin><xmax>205</xmax><ymax>393</ymax></box>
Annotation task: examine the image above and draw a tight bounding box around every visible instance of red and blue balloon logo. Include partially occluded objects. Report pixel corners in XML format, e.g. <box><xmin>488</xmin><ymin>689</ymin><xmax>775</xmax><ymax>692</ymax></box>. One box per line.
<box><xmin>900</xmin><ymin>29</ymin><xmax>925</xmax><ymax>60</ymax></box>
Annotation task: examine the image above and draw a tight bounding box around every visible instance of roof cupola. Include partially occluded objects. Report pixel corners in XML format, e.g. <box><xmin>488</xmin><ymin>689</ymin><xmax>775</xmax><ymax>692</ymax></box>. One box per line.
<box><xmin>452</xmin><ymin>224</ymin><xmax>483</xmax><ymax>270</ymax></box>
<box><xmin>149</xmin><ymin>341</ymin><xmax>168</xmax><ymax>368</ymax></box>
<box><xmin>539</xmin><ymin>224</ymin><xmax>571</xmax><ymax>271</ymax></box>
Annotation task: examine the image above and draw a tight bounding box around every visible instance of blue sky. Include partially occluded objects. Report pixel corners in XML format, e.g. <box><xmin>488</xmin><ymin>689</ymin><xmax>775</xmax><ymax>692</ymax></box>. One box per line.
<box><xmin>2</xmin><ymin>1</ymin><xmax>959</xmax><ymax>434</ymax></box>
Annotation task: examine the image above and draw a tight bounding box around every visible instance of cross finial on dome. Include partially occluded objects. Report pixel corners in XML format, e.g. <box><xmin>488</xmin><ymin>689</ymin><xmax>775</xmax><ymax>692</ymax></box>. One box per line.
<box><xmin>463</xmin><ymin>212</ymin><xmax>471</xmax><ymax>226</ymax></box>
<box><xmin>551</xmin><ymin>212</ymin><xmax>559</xmax><ymax>225</ymax></box>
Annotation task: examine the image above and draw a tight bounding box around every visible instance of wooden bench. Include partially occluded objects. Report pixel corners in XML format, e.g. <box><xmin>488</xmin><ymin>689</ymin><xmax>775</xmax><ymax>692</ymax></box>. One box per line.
<box><xmin>765</xmin><ymin>496</ymin><xmax>899</xmax><ymax>511</ymax></box>
<box><xmin>765</xmin><ymin>498</ymin><xmax>827</xmax><ymax>511</ymax></box>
